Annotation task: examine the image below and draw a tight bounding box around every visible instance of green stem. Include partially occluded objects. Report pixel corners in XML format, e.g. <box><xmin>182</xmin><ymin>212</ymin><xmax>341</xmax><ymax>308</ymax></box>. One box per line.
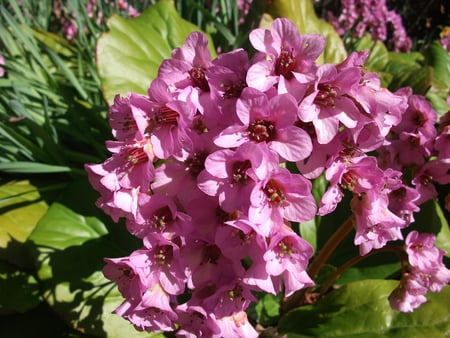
<box><xmin>308</xmin><ymin>215</ymin><xmax>355</xmax><ymax>279</ymax></box>
<box><xmin>280</xmin><ymin>215</ymin><xmax>355</xmax><ymax>313</ymax></box>
<box><xmin>319</xmin><ymin>245</ymin><xmax>405</xmax><ymax>296</ymax></box>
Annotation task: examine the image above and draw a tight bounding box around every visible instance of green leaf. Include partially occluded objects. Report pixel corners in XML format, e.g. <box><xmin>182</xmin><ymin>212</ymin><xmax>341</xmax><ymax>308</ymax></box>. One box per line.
<box><xmin>353</xmin><ymin>35</ymin><xmax>390</xmax><ymax>70</ymax></box>
<box><xmin>248</xmin><ymin>292</ymin><xmax>282</xmax><ymax>326</ymax></box>
<box><xmin>97</xmin><ymin>0</ymin><xmax>216</xmax><ymax>105</ymax></box>
<box><xmin>29</xmin><ymin>203</ymin><xmax>107</xmax><ymax>251</ymax></box>
<box><xmin>267</xmin><ymin>0</ymin><xmax>347</xmax><ymax>64</ymax></box>
<box><xmin>279</xmin><ymin>280</ymin><xmax>450</xmax><ymax>337</ymax></box>
<box><xmin>28</xmin><ymin>203</ymin><xmax>158</xmax><ymax>337</ymax></box>
<box><xmin>0</xmin><ymin>161</ymin><xmax>72</xmax><ymax>174</ymax></box>
<box><xmin>32</xmin><ymin>29</ymin><xmax>75</xmax><ymax>57</ymax></box>
<box><xmin>424</xmin><ymin>41</ymin><xmax>450</xmax><ymax>116</ymax></box>
<box><xmin>0</xmin><ymin>261</ymin><xmax>42</xmax><ymax>313</ymax></box>
<box><xmin>0</xmin><ymin>180</ymin><xmax>48</xmax><ymax>266</ymax></box>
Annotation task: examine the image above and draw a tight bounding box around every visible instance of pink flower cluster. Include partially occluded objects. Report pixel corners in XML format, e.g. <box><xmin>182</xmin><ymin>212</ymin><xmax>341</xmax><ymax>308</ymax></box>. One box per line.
<box><xmin>86</xmin><ymin>18</ymin><xmax>450</xmax><ymax>335</ymax></box>
<box><xmin>389</xmin><ymin>231</ymin><xmax>450</xmax><ymax>312</ymax></box>
<box><xmin>328</xmin><ymin>0</ymin><xmax>412</xmax><ymax>52</ymax></box>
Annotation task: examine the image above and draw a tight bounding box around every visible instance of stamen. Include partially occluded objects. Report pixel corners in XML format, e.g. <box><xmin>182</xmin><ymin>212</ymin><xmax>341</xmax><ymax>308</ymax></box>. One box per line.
<box><xmin>275</xmin><ymin>48</ymin><xmax>296</xmax><ymax>79</ymax></box>
<box><xmin>263</xmin><ymin>179</ymin><xmax>286</xmax><ymax>206</ymax></box>
<box><xmin>248</xmin><ymin>119</ymin><xmax>276</xmax><ymax>142</ymax></box>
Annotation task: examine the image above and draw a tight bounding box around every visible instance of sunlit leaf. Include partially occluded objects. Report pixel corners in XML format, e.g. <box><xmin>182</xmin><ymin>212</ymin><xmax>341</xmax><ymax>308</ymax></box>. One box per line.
<box><xmin>279</xmin><ymin>280</ymin><xmax>450</xmax><ymax>337</ymax></box>
<box><xmin>0</xmin><ymin>180</ymin><xmax>48</xmax><ymax>266</ymax></box>
<box><xmin>28</xmin><ymin>203</ymin><xmax>160</xmax><ymax>337</ymax></box>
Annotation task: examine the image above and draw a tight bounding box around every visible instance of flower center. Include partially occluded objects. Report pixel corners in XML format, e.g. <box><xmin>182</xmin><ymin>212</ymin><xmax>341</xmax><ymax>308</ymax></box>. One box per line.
<box><xmin>189</xmin><ymin>66</ymin><xmax>210</xmax><ymax>92</ymax></box>
<box><xmin>232</xmin><ymin>160</ymin><xmax>251</xmax><ymax>185</ymax></box>
<box><xmin>147</xmin><ymin>106</ymin><xmax>179</xmax><ymax>133</ymax></box>
<box><xmin>277</xmin><ymin>239</ymin><xmax>293</xmax><ymax>257</ymax></box>
<box><xmin>151</xmin><ymin>206</ymin><xmax>173</xmax><ymax>230</ymax></box>
<box><xmin>412</xmin><ymin>110</ymin><xmax>427</xmax><ymax>127</ymax></box>
<box><xmin>275</xmin><ymin>48</ymin><xmax>296</xmax><ymax>79</ymax></box>
<box><xmin>223</xmin><ymin>80</ymin><xmax>247</xmax><ymax>99</ymax></box>
<box><xmin>192</xmin><ymin>116</ymin><xmax>209</xmax><ymax>134</ymax></box>
<box><xmin>263</xmin><ymin>179</ymin><xmax>286</xmax><ymax>206</ymax></box>
<box><xmin>314</xmin><ymin>83</ymin><xmax>338</xmax><ymax>107</ymax></box>
<box><xmin>184</xmin><ymin>151</ymin><xmax>207</xmax><ymax>176</ymax></box>
<box><xmin>341</xmin><ymin>170</ymin><xmax>358</xmax><ymax>191</ymax></box>
<box><xmin>154</xmin><ymin>245</ymin><xmax>173</xmax><ymax>266</ymax></box>
<box><xmin>127</xmin><ymin>147</ymin><xmax>148</xmax><ymax>165</ymax></box>
<box><xmin>202</xmin><ymin>244</ymin><xmax>222</xmax><ymax>264</ymax></box>
<box><xmin>248</xmin><ymin>119</ymin><xmax>276</xmax><ymax>142</ymax></box>
<box><xmin>228</xmin><ymin>284</ymin><xmax>244</xmax><ymax>300</ymax></box>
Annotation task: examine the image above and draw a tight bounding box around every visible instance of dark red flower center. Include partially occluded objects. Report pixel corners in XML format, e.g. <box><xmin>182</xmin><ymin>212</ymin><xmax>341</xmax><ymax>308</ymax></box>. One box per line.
<box><xmin>127</xmin><ymin>147</ymin><xmax>148</xmax><ymax>165</ymax></box>
<box><xmin>248</xmin><ymin>119</ymin><xmax>276</xmax><ymax>142</ymax></box>
<box><xmin>275</xmin><ymin>48</ymin><xmax>296</xmax><ymax>79</ymax></box>
<box><xmin>184</xmin><ymin>151</ymin><xmax>207</xmax><ymax>176</ymax></box>
<box><xmin>223</xmin><ymin>80</ymin><xmax>247</xmax><ymax>99</ymax></box>
<box><xmin>263</xmin><ymin>179</ymin><xmax>286</xmax><ymax>206</ymax></box>
<box><xmin>202</xmin><ymin>244</ymin><xmax>222</xmax><ymax>264</ymax></box>
<box><xmin>314</xmin><ymin>83</ymin><xmax>338</xmax><ymax>107</ymax></box>
<box><xmin>147</xmin><ymin>106</ymin><xmax>179</xmax><ymax>133</ymax></box>
<box><xmin>189</xmin><ymin>66</ymin><xmax>210</xmax><ymax>92</ymax></box>
<box><xmin>412</xmin><ymin>110</ymin><xmax>427</xmax><ymax>127</ymax></box>
<box><xmin>232</xmin><ymin>160</ymin><xmax>251</xmax><ymax>185</ymax></box>
<box><xmin>341</xmin><ymin>170</ymin><xmax>358</xmax><ymax>191</ymax></box>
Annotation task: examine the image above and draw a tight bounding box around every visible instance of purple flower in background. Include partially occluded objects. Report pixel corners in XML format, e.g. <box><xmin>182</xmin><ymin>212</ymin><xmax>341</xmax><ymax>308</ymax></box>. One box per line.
<box><xmin>328</xmin><ymin>0</ymin><xmax>412</xmax><ymax>52</ymax></box>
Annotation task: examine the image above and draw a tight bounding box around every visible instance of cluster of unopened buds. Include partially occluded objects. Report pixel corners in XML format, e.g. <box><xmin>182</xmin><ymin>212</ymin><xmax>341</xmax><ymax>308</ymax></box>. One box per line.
<box><xmin>86</xmin><ymin>18</ymin><xmax>450</xmax><ymax>336</ymax></box>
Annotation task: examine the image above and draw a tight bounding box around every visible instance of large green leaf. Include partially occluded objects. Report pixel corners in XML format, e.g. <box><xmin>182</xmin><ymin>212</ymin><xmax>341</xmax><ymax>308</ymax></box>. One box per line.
<box><xmin>279</xmin><ymin>280</ymin><xmax>450</xmax><ymax>337</ymax></box>
<box><xmin>267</xmin><ymin>0</ymin><xmax>347</xmax><ymax>64</ymax></box>
<box><xmin>97</xmin><ymin>0</ymin><xmax>216</xmax><ymax>105</ymax></box>
<box><xmin>0</xmin><ymin>180</ymin><xmax>48</xmax><ymax>266</ymax></box>
<box><xmin>28</xmin><ymin>202</ymin><xmax>160</xmax><ymax>337</ymax></box>
<box><xmin>425</xmin><ymin>41</ymin><xmax>450</xmax><ymax>116</ymax></box>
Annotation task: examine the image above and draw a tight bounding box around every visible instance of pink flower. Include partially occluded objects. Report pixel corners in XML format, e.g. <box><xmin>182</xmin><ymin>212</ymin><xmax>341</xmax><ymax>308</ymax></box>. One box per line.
<box><xmin>116</xmin><ymin>283</ymin><xmax>177</xmax><ymax>332</ymax></box>
<box><xmin>214</xmin><ymin>311</ymin><xmax>258</xmax><ymax>338</ymax></box>
<box><xmin>190</xmin><ymin>280</ymin><xmax>256</xmax><ymax>318</ymax></box>
<box><xmin>127</xmin><ymin>193</ymin><xmax>190</xmax><ymax>239</ymax></box>
<box><xmin>298</xmin><ymin>63</ymin><xmax>361</xmax><ymax>144</ymax></box>
<box><xmin>412</xmin><ymin>160</ymin><xmax>450</xmax><ymax>205</ymax></box>
<box><xmin>405</xmin><ymin>231</ymin><xmax>442</xmax><ymax>270</ymax></box>
<box><xmin>158</xmin><ymin>32</ymin><xmax>213</xmax><ymax>114</ymax></box>
<box><xmin>388</xmin><ymin>276</ymin><xmax>428</xmax><ymax>312</ymax></box>
<box><xmin>319</xmin><ymin>152</ymin><xmax>384</xmax><ymax>215</ymax></box>
<box><xmin>175</xmin><ymin>304</ymin><xmax>220</xmax><ymax>337</ymax></box>
<box><xmin>206</xmin><ymin>49</ymin><xmax>249</xmax><ymax>127</ymax></box>
<box><xmin>107</xmin><ymin>94</ymin><xmax>141</xmax><ymax>141</ymax></box>
<box><xmin>247</xmin><ymin>18</ymin><xmax>325</xmax><ymax>99</ymax></box>
<box><xmin>130</xmin><ymin>83</ymin><xmax>196</xmax><ymax>159</ymax></box>
<box><xmin>215</xmin><ymin>87</ymin><xmax>312</xmax><ymax>162</ymax></box>
<box><xmin>0</xmin><ymin>54</ymin><xmax>5</xmax><ymax>77</ymax></box>
<box><xmin>263</xmin><ymin>225</ymin><xmax>315</xmax><ymax>296</ymax></box>
<box><xmin>351</xmin><ymin>190</ymin><xmax>406</xmax><ymax>255</ymax></box>
<box><xmin>249</xmin><ymin>166</ymin><xmax>316</xmax><ymax>236</ymax></box>
<box><xmin>197</xmin><ymin>142</ymin><xmax>278</xmax><ymax>212</ymax></box>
